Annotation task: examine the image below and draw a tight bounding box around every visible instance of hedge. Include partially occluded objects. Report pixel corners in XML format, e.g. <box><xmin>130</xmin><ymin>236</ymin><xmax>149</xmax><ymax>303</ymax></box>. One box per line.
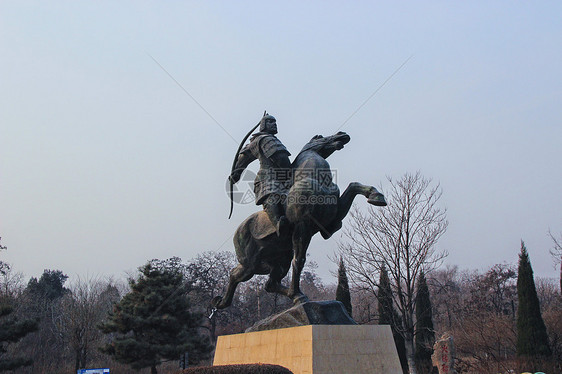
<box><xmin>178</xmin><ymin>363</ymin><xmax>294</xmax><ymax>374</ymax></box>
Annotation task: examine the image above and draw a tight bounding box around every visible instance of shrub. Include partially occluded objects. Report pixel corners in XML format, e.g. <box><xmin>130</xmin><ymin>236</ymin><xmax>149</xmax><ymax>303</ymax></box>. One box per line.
<box><xmin>178</xmin><ymin>363</ymin><xmax>293</xmax><ymax>374</ymax></box>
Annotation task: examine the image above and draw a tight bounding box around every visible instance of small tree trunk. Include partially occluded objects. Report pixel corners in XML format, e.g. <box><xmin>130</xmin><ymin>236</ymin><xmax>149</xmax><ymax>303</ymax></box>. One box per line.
<box><xmin>151</xmin><ymin>365</ymin><xmax>157</xmax><ymax>374</ymax></box>
<box><xmin>405</xmin><ymin>333</ymin><xmax>418</xmax><ymax>374</ymax></box>
<box><xmin>74</xmin><ymin>351</ymin><xmax>80</xmax><ymax>372</ymax></box>
<box><xmin>80</xmin><ymin>346</ymin><xmax>87</xmax><ymax>370</ymax></box>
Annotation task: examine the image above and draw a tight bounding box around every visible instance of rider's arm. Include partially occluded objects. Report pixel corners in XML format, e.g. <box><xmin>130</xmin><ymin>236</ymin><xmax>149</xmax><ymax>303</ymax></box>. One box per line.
<box><xmin>230</xmin><ymin>147</ymin><xmax>255</xmax><ymax>184</ymax></box>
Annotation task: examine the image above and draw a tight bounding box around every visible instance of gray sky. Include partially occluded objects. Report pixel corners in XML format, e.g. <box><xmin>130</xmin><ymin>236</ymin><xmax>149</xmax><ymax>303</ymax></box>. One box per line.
<box><xmin>1</xmin><ymin>2</ymin><xmax>561</xmax><ymax>285</ymax></box>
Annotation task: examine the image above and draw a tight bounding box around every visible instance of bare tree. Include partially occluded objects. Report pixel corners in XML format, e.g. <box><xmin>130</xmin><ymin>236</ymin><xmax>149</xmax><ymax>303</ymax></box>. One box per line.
<box><xmin>549</xmin><ymin>229</ymin><xmax>562</xmax><ymax>293</ymax></box>
<box><xmin>0</xmin><ymin>266</ymin><xmax>24</xmax><ymax>299</ymax></box>
<box><xmin>0</xmin><ymin>238</ymin><xmax>22</xmax><ymax>299</ymax></box>
<box><xmin>0</xmin><ymin>238</ymin><xmax>8</xmax><ymax>278</ymax></box>
<box><xmin>186</xmin><ymin>251</ymin><xmax>333</xmax><ymax>339</ymax></box>
<box><xmin>58</xmin><ymin>277</ymin><xmax>121</xmax><ymax>371</ymax></box>
<box><xmin>186</xmin><ymin>251</ymin><xmax>236</xmax><ymax>305</ymax></box>
<box><xmin>538</xmin><ymin>279</ymin><xmax>562</xmax><ymax>371</ymax></box>
<box><xmin>338</xmin><ymin>172</ymin><xmax>448</xmax><ymax>374</ymax></box>
<box><xmin>426</xmin><ymin>265</ymin><xmax>463</xmax><ymax>331</ymax></box>
<box><xmin>186</xmin><ymin>251</ymin><xmax>245</xmax><ymax>339</ymax></box>
<box><xmin>449</xmin><ymin>264</ymin><xmax>518</xmax><ymax>373</ymax></box>
<box><xmin>425</xmin><ymin>263</ymin><xmax>526</xmax><ymax>373</ymax></box>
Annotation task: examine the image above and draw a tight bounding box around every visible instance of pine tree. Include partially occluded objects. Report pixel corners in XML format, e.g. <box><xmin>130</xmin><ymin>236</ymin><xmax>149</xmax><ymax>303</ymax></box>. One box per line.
<box><xmin>415</xmin><ymin>271</ymin><xmax>435</xmax><ymax>374</ymax></box>
<box><xmin>516</xmin><ymin>241</ymin><xmax>551</xmax><ymax>357</ymax></box>
<box><xmin>0</xmin><ymin>238</ymin><xmax>39</xmax><ymax>371</ymax></box>
<box><xmin>26</xmin><ymin>269</ymin><xmax>69</xmax><ymax>301</ymax></box>
<box><xmin>20</xmin><ymin>268</ymin><xmax>70</xmax><ymax>370</ymax></box>
<box><xmin>0</xmin><ymin>304</ymin><xmax>38</xmax><ymax>371</ymax></box>
<box><xmin>378</xmin><ymin>265</ymin><xmax>409</xmax><ymax>373</ymax></box>
<box><xmin>99</xmin><ymin>258</ymin><xmax>212</xmax><ymax>374</ymax></box>
<box><xmin>335</xmin><ymin>257</ymin><xmax>352</xmax><ymax>318</ymax></box>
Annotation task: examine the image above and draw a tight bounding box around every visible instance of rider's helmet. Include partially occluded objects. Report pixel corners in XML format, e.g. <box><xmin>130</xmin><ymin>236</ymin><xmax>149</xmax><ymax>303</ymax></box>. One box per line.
<box><xmin>259</xmin><ymin>113</ymin><xmax>277</xmax><ymax>134</ymax></box>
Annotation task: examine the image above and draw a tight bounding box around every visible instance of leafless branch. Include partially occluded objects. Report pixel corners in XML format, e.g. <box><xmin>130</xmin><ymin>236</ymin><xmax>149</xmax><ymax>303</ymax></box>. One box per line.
<box><xmin>337</xmin><ymin>172</ymin><xmax>448</xmax><ymax>373</ymax></box>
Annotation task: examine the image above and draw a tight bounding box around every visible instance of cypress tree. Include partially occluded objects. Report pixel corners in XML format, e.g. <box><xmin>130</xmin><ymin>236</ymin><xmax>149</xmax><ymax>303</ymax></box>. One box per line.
<box><xmin>415</xmin><ymin>270</ymin><xmax>436</xmax><ymax>374</ymax></box>
<box><xmin>335</xmin><ymin>257</ymin><xmax>352</xmax><ymax>318</ymax></box>
<box><xmin>516</xmin><ymin>241</ymin><xmax>551</xmax><ymax>357</ymax></box>
<box><xmin>378</xmin><ymin>265</ymin><xmax>393</xmax><ymax>325</ymax></box>
<box><xmin>99</xmin><ymin>258</ymin><xmax>212</xmax><ymax>374</ymax></box>
<box><xmin>378</xmin><ymin>265</ymin><xmax>409</xmax><ymax>373</ymax></box>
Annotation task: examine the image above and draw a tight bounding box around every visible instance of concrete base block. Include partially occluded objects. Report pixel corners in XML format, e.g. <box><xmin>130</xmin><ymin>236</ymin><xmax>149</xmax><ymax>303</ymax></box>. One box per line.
<box><xmin>213</xmin><ymin>325</ymin><xmax>403</xmax><ymax>374</ymax></box>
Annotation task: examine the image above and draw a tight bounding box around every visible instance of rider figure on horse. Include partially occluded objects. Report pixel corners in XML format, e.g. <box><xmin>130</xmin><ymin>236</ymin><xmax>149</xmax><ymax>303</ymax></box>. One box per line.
<box><xmin>229</xmin><ymin>113</ymin><xmax>292</xmax><ymax>236</ymax></box>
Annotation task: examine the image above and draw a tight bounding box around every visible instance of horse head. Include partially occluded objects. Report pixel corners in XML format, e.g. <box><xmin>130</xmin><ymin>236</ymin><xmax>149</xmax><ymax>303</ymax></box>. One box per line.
<box><xmin>296</xmin><ymin>131</ymin><xmax>351</xmax><ymax>161</ymax></box>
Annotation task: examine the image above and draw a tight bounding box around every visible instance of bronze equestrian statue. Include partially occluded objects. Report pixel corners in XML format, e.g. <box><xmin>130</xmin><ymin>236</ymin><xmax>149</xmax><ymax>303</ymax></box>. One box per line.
<box><xmin>212</xmin><ymin>114</ymin><xmax>386</xmax><ymax>310</ymax></box>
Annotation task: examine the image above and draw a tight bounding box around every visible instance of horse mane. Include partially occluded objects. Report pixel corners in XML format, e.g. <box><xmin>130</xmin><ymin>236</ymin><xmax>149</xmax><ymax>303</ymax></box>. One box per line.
<box><xmin>294</xmin><ymin>135</ymin><xmax>324</xmax><ymax>162</ymax></box>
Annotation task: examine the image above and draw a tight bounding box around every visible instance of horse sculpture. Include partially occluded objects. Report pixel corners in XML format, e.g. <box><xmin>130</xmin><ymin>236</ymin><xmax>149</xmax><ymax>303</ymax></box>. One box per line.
<box><xmin>211</xmin><ymin>131</ymin><xmax>386</xmax><ymax>310</ymax></box>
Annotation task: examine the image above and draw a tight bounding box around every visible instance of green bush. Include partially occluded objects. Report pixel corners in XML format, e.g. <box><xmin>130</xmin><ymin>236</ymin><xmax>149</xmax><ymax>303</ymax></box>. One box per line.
<box><xmin>178</xmin><ymin>363</ymin><xmax>293</xmax><ymax>374</ymax></box>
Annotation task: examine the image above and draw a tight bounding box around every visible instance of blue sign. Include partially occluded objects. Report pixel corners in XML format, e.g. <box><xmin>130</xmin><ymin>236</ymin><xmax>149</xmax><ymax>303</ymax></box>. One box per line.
<box><xmin>77</xmin><ymin>369</ymin><xmax>109</xmax><ymax>374</ymax></box>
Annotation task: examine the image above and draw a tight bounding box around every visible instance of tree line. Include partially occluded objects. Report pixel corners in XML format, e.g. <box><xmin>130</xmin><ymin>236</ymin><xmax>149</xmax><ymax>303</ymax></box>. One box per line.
<box><xmin>0</xmin><ymin>244</ymin><xmax>331</xmax><ymax>373</ymax></box>
<box><xmin>334</xmin><ymin>173</ymin><xmax>560</xmax><ymax>373</ymax></box>
<box><xmin>340</xmin><ymin>243</ymin><xmax>560</xmax><ymax>374</ymax></box>
<box><xmin>1</xmin><ymin>172</ymin><xmax>560</xmax><ymax>373</ymax></box>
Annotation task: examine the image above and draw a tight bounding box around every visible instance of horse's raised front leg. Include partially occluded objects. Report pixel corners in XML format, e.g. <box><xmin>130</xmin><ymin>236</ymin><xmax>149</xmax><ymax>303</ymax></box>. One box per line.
<box><xmin>338</xmin><ymin>182</ymin><xmax>386</xmax><ymax>219</ymax></box>
<box><xmin>318</xmin><ymin>183</ymin><xmax>386</xmax><ymax>240</ymax></box>
<box><xmin>288</xmin><ymin>222</ymin><xmax>311</xmax><ymax>304</ymax></box>
<box><xmin>211</xmin><ymin>264</ymin><xmax>254</xmax><ymax>310</ymax></box>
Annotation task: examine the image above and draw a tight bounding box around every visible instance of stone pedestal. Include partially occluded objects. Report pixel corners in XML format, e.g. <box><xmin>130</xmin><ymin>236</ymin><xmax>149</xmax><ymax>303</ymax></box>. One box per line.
<box><xmin>213</xmin><ymin>325</ymin><xmax>403</xmax><ymax>374</ymax></box>
<box><xmin>246</xmin><ymin>301</ymin><xmax>356</xmax><ymax>333</ymax></box>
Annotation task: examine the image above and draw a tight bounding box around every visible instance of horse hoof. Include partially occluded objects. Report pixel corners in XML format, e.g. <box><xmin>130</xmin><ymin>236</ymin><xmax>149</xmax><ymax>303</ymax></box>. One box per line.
<box><xmin>368</xmin><ymin>192</ymin><xmax>387</xmax><ymax>206</ymax></box>
<box><xmin>292</xmin><ymin>294</ymin><xmax>309</xmax><ymax>305</ymax></box>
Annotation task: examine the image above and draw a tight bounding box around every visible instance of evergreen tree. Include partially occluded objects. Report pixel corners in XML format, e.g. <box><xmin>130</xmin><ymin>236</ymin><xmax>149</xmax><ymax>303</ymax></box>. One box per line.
<box><xmin>99</xmin><ymin>257</ymin><xmax>212</xmax><ymax>374</ymax></box>
<box><xmin>335</xmin><ymin>257</ymin><xmax>352</xmax><ymax>318</ymax></box>
<box><xmin>26</xmin><ymin>269</ymin><xmax>69</xmax><ymax>301</ymax></box>
<box><xmin>378</xmin><ymin>265</ymin><xmax>394</xmax><ymax>325</ymax></box>
<box><xmin>415</xmin><ymin>271</ymin><xmax>436</xmax><ymax>374</ymax></box>
<box><xmin>516</xmin><ymin>241</ymin><xmax>551</xmax><ymax>357</ymax></box>
<box><xmin>20</xmin><ymin>268</ymin><xmax>70</xmax><ymax>371</ymax></box>
<box><xmin>0</xmin><ymin>304</ymin><xmax>38</xmax><ymax>371</ymax></box>
<box><xmin>378</xmin><ymin>265</ymin><xmax>409</xmax><ymax>374</ymax></box>
<box><xmin>0</xmin><ymin>239</ymin><xmax>39</xmax><ymax>371</ymax></box>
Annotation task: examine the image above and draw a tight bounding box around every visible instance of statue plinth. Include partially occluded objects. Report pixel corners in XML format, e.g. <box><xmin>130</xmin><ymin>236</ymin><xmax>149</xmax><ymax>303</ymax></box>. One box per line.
<box><xmin>245</xmin><ymin>301</ymin><xmax>356</xmax><ymax>333</ymax></box>
<box><xmin>213</xmin><ymin>324</ymin><xmax>403</xmax><ymax>374</ymax></box>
